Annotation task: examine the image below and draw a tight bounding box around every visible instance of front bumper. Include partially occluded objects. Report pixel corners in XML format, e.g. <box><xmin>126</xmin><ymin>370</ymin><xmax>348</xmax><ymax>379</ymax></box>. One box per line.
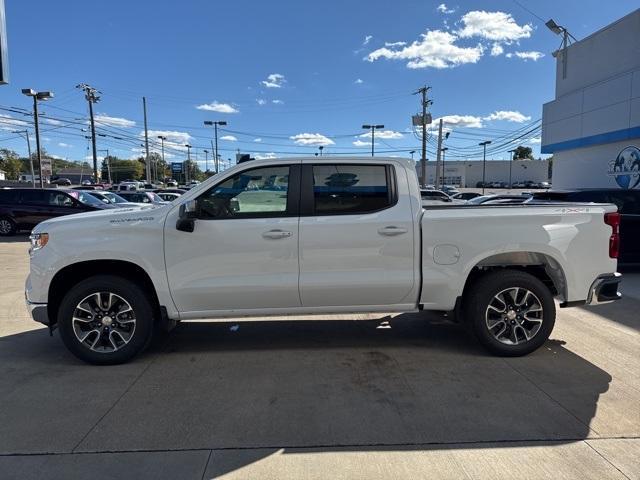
<box><xmin>25</xmin><ymin>295</ymin><xmax>50</xmax><ymax>326</ymax></box>
<box><xmin>586</xmin><ymin>272</ymin><xmax>622</xmax><ymax>305</ymax></box>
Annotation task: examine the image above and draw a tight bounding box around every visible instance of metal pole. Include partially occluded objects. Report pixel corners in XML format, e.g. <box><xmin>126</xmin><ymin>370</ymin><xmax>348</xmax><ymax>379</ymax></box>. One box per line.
<box><xmin>87</xmin><ymin>98</ymin><xmax>99</xmax><ymax>183</ymax></box>
<box><xmin>214</xmin><ymin>123</ymin><xmax>219</xmax><ymax>171</ymax></box>
<box><xmin>211</xmin><ymin>140</ymin><xmax>218</xmax><ymax>173</ymax></box>
<box><xmin>435</xmin><ymin>118</ymin><xmax>444</xmax><ymax>189</ymax></box>
<box><xmin>143</xmin><ymin>97</ymin><xmax>151</xmax><ymax>182</ymax></box>
<box><xmin>482</xmin><ymin>144</ymin><xmax>487</xmax><ymax>195</ymax></box>
<box><xmin>371</xmin><ymin>127</ymin><xmax>375</xmax><ymax>157</ymax></box>
<box><xmin>441</xmin><ymin>148</ymin><xmax>448</xmax><ymax>187</ymax></box>
<box><xmin>204</xmin><ymin>150</ymin><xmax>209</xmax><ymax>173</ymax></box>
<box><xmin>508</xmin><ymin>149</ymin><xmax>515</xmax><ymax>190</ymax></box>
<box><xmin>421</xmin><ymin>88</ymin><xmax>427</xmax><ymax>188</ymax></box>
<box><xmin>32</xmin><ymin>97</ymin><xmax>44</xmax><ymax>188</ymax></box>
<box><xmin>16</xmin><ymin>130</ymin><xmax>35</xmax><ymax>187</ymax></box>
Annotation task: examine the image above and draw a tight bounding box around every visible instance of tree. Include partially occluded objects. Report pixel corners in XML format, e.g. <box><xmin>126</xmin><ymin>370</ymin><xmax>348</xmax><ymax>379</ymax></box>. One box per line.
<box><xmin>101</xmin><ymin>156</ymin><xmax>144</xmax><ymax>183</ymax></box>
<box><xmin>0</xmin><ymin>149</ymin><xmax>24</xmax><ymax>180</ymax></box>
<box><xmin>513</xmin><ymin>145</ymin><xmax>534</xmax><ymax>160</ymax></box>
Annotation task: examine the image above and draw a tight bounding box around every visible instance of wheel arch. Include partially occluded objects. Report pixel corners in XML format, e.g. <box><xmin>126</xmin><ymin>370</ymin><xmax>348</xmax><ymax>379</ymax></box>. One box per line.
<box><xmin>48</xmin><ymin>260</ymin><xmax>161</xmax><ymax>327</ymax></box>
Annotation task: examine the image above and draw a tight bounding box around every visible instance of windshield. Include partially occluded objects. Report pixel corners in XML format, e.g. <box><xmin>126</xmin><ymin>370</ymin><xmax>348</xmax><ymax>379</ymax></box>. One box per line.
<box><xmin>69</xmin><ymin>190</ymin><xmax>107</xmax><ymax>207</ymax></box>
<box><xmin>104</xmin><ymin>192</ymin><xmax>129</xmax><ymax>204</ymax></box>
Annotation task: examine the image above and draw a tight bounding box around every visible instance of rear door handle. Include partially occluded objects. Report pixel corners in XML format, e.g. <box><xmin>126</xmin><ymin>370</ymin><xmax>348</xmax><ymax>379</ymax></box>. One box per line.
<box><xmin>262</xmin><ymin>229</ymin><xmax>293</xmax><ymax>239</ymax></box>
<box><xmin>378</xmin><ymin>226</ymin><xmax>408</xmax><ymax>236</ymax></box>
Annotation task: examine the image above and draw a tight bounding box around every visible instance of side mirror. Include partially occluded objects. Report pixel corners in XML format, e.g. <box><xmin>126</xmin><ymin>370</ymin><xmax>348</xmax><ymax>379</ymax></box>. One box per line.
<box><xmin>177</xmin><ymin>199</ymin><xmax>197</xmax><ymax>232</ymax></box>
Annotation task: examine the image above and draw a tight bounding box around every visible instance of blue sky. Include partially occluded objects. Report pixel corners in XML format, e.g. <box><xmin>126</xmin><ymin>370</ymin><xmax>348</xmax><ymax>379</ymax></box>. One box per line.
<box><xmin>0</xmin><ymin>0</ymin><xmax>638</xmax><ymax>171</ymax></box>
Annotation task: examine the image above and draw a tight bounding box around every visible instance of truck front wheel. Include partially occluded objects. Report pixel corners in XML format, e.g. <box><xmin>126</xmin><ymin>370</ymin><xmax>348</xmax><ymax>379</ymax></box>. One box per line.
<box><xmin>57</xmin><ymin>275</ymin><xmax>154</xmax><ymax>365</ymax></box>
<box><xmin>464</xmin><ymin>270</ymin><xmax>556</xmax><ymax>356</ymax></box>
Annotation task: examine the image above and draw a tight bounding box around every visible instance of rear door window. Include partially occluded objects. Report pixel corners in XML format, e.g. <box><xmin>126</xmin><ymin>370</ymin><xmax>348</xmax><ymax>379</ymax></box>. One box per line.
<box><xmin>20</xmin><ymin>190</ymin><xmax>47</xmax><ymax>205</ymax></box>
<box><xmin>0</xmin><ymin>189</ymin><xmax>19</xmax><ymax>203</ymax></box>
<box><xmin>311</xmin><ymin>164</ymin><xmax>393</xmax><ymax>215</ymax></box>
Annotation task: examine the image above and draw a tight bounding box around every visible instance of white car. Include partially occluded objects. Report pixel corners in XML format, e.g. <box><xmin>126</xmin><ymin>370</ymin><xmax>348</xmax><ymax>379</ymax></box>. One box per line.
<box><xmin>25</xmin><ymin>156</ymin><xmax>621</xmax><ymax>364</ymax></box>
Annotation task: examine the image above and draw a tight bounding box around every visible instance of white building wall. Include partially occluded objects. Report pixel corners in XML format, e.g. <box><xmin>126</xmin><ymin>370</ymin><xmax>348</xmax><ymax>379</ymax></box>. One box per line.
<box><xmin>417</xmin><ymin>160</ymin><xmax>550</xmax><ymax>187</ymax></box>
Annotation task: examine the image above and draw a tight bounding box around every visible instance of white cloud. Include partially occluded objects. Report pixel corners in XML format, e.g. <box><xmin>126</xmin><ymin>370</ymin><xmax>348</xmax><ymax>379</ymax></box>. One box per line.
<box><xmin>196</xmin><ymin>101</ymin><xmax>239</xmax><ymax>113</ymax></box>
<box><xmin>506</xmin><ymin>50</ymin><xmax>544</xmax><ymax>61</ymax></box>
<box><xmin>290</xmin><ymin>133</ymin><xmax>335</xmax><ymax>146</ymax></box>
<box><xmin>384</xmin><ymin>41</ymin><xmax>407</xmax><ymax>47</ymax></box>
<box><xmin>366</xmin><ymin>30</ymin><xmax>483</xmax><ymax>69</ymax></box>
<box><xmin>353</xmin><ymin>139</ymin><xmax>373</xmax><ymax>147</ymax></box>
<box><xmin>354</xmin><ymin>78</ymin><xmax>364</xmax><ymax>84</ymax></box>
<box><xmin>85</xmin><ymin>155</ymin><xmax>105</xmax><ymax>161</ymax></box>
<box><xmin>272</xmin><ymin>99</ymin><xmax>284</xmax><ymax>104</ymax></box>
<box><xmin>254</xmin><ymin>138</ymin><xmax>262</xmax><ymax>142</ymax></box>
<box><xmin>490</xmin><ymin>42</ymin><xmax>504</xmax><ymax>56</ymax></box>
<box><xmin>363</xmin><ymin>35</ymin><xmax>373</xmax><ymax>46</ymax></box>
<box><xmin>220</xmin><ymin>135</ymin><xmax>237</xmax><ymax>141</ymax></box>
<box><xmin>261</xmin><ymin>73</ymin><xmax>286</xmax><ymax>88</ymax></box>
<box><xmin>529</xmin><ymin>137</ymin><xmax>541</xmax><ymax>144</ymax></box>
<box><xmin>255</xmin><ymin>152</ymin><xmax>277</xmax><ymax>160</ymax></box>
<box><xmin>94</xmin><ymin>114</ymin><xmax>136</xmax><ymax>128</ymax></box>
<box><xmin>484</xmin><ymin>110</ymin><xmax>531</xmax><ymax>122</ymax></box>
<box><xmin>458</xmin><ymin>11</ymin><xmax>532</xmax><ymax>42</ymax></box>
<box><xmin>256</xmin><ymin>98</ymin><xmax>267</xmax><ymax>106</ymax></box>
<box><xmin>145</xmin><ymin>130</ymin><xmax>192</xmax><ymax>144</ymax></box>
<box><xmin>437</xmin><ymin>3</ymin><xmax>455</xmax><ymax>14</ymax></box>
<box><xmin>58</xmin><ymin>142</ymin><xmax>72</xmax><ymax>148</ymax></box>
<box><xmin>0</xmin><ymin>113</ymin><xmax>28</xmax><ymax>130</ymax></box>
<box><xmin>434</xmin><ymin>114</ymin><xmax>484</xmax><ymax>129</ymax></box>
<box><xmin>42</xmin><ymin>117</ymin><xmax>63</xmax><ymax>126</ymax></box>
<box><xmin>359</xmin><ymin>130</ymin><xmax>404</xmax><ymax>140</ymax></box>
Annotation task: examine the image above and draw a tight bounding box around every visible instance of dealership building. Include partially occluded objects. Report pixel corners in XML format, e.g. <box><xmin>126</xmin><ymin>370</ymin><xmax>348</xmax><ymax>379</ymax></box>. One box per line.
<box><xmin>416</xmin><ymin>159</ymin><xmax>550</xmax><ymax>187</ymax></box>
<box><xmin>541</xmin><ymin>9</ymin><xmax>640</xmax><ymax>190</ymax></box>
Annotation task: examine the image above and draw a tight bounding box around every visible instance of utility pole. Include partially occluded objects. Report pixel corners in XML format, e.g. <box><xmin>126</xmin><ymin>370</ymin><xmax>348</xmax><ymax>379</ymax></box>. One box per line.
<box><xmin>203</xmin><ymin>149</ymin><xmax>209</xmax><ymax>173</ymax></box>
<box><xmin>157</xmin><ymin>135</ymin><xmax>166</xmax><ymax>183</ymax></box>
<box><xmin>413</xmin><ymin>86</ymin><xmax>432</xmax><ymax>188</ymax></box>
<box><xmin>13</xmin><ymin>129</ymin><xmax>34</xmax><ymax>187</ymax></box>
<box><xmin>185</xmin><ymin>144</ymin><xmax>192</xmax><ymax>184</ymax></box>
<box><xmin>479</xmin><ymin>140</ymin><xmax>492</xmax><ymax>194</ymax></box>
<box><xmin>434</xmin><ymin>118</ymin><xmax>444</xmax><ymax>189</ymax></box>
<box><xmin>143</xmin><ymin>97</ymin><xmax>151</xmax><ymax>182</ymax></box>
<box><xmin>507</xmin><ymin>149</ymin><xmax>516</xmax><ymax>190</ymax></box>
<box><xmin>204</xmin><ymin>121</ymin><xmax>227</xmax><ymax>174</ymax></box>
<box><xmin>210</xmin><ymin>140</ymin><xmax>218</xmax><ymax>173</ymax></box>
<box><xmin>362</xmin><ymin>124</ymin><xmax>384</xmax><ymax>157</ymax></box>
<box><xmin>441</xmin><ymin>147</ymin><xmax>448</xmax><ymax>186</ymax></box>
<box><xmin>76</xmin><ymin>84</ymin><xmax>100</xmax><ymax>182</ymax></box>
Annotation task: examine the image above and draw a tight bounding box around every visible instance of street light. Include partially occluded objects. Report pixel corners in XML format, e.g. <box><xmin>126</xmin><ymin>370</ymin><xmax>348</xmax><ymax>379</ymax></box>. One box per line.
<box><xmin>440</xmin><ymin>147</ymin><xmax>449</xmax><ymax>186</ymax></box>
<box><xmin>318</xmin><ymin>145</ymin><xmax>324</xmax><ymax>156</ymax></box>
<box><xmin>409</xmin><ymin>150</ymin><xmax>416</xmax><ymax>160</ymax></box>
<box><xmin>22</xmin><ymin>88</ymin><xmax>54</xmax><ymax>188</ymax></box>
<box><xmin>12</xmin><ymin>129</ymin><xmax>34</xmax><ymax>187</ymax></box>
<box><xmin>479</xmin><ymin>140</ymin><xmax>492</xmax><ymax>194</ymax></box>
<box><xmin>204</xmin><ymin>120</ymin><xmax>227</xmax><ymax>174</ymax></box>
<box><xmin>203</xmin><ymin>149</ymin><xmax>209</xmax><ymax>173</ymax></box>
<box><xmin>157</xmin><ymin>135</ymin><xmax>167</xmax><ymax>184</ymax></box>
<box><xmin>185</xmin><ymin>144</ymin><xmax>192</xmax><ymax>183</ymax></box>
<box><xmin>546</xmin><ymin>18</ymin><xmax>576</xmax><ymax>79</ymax></box>
<box><xmin>362</xmin><ymin>124</ymin><xmax>384</xmax><ymax>157</ymax></box>
<box><xmin>507</xmin><ymin>149</ymin><xmax>516</xmax><ymax>190</ymax></box>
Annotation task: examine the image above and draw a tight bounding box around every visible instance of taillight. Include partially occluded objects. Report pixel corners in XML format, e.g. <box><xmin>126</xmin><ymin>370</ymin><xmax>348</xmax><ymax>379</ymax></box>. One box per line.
<box><xmin>604</xmin><ymin>212</ymin><xmax>620</xmax><ymax>259</ymax></box>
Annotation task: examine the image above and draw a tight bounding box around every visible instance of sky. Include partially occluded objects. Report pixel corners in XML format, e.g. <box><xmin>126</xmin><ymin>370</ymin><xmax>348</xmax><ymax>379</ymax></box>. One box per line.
<box><xmin>0</xmin><ymin>0</ymin><xmax>638</xmax><ymax>172</ymax></box>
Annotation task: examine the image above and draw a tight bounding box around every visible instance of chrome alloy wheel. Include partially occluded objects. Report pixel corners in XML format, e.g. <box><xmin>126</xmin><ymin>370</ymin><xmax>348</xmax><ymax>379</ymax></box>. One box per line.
<box><xmin>72</xmin><ymin>292</ymin><xmax>137</xmax><ymax>353</ymax></box>
<box><xmin>485</xmin><ymin>287</ymin><xmax>543</xmax><ymax>345</ymax></box>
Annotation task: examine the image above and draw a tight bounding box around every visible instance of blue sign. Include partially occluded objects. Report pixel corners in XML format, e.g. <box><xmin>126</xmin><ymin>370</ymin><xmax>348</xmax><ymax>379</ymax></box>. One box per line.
<box><xmin>171</xmin><ymin>162</ymin><xmax>183</xmax><ymax>174</ymax></box>
<box><xmin>608</xmin><ymin>145</ymin><xmax>640</xmax><ymax>189</ymax></box>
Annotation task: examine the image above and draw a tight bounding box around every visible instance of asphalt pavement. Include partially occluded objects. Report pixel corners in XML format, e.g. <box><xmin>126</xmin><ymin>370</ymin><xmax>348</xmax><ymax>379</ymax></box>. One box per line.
<box><xmin>0</xmin><ymin>235</ymin><xmax>638</xmax><ymax>479</ymax></box>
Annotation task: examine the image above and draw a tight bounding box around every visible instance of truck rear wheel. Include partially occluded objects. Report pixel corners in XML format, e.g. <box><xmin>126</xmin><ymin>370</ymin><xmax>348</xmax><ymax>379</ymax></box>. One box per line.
<box><xmin>464</xmin><ymin>270</ymin><xmax>556</xmax><ymax>356</ymax></box>
<box><xmin>57</xmin><ymin>275</ymin><xmax>154</xmax><ymax>365</ymax></box>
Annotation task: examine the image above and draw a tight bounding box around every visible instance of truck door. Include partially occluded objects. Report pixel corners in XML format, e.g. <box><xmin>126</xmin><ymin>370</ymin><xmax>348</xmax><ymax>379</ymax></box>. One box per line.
<box><xmin>164</xmin><ymin>163</ymin><xmax>301</xmax><ymax>313</ymax></box>
<box><xmin>298</xmin><ymin>163</ymin><xmax>416</xmax><ymax>307</ymax></box>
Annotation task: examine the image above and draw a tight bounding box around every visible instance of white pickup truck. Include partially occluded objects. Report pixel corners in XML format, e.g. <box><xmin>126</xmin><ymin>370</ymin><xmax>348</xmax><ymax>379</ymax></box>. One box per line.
<box><xmin>25</xmin><ymin>157</ymin><xmax>622</xmax><ymax>364</ymax></box>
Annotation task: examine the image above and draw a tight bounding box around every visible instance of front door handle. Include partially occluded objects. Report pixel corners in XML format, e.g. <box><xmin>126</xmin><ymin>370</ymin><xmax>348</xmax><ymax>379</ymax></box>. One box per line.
<box><xmin>262</xmin><ymin>229</ymin><xmax>293</xmax><ymax>239</ymax></box>
<box><xmin>378</xmin><ymin>226</ymin><xmax>408</xmax><ymax>236</ymax></box>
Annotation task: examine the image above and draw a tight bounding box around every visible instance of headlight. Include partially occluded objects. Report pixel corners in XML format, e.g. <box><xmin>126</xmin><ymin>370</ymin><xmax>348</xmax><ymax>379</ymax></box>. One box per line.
<box><xmin>29</xmin><ymin>233</ymin><xmax>49</xmax><ymax>253</ymax></box>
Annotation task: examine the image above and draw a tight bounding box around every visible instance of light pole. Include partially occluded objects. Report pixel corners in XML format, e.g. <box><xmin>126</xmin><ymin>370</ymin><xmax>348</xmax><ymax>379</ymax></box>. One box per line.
<box><xmin>12</xmin><ymin>129</ymin><xmax>35</xmax><ymax>187</ymax></box>
<box><xmin>98</xmin><ymin>149</ymin><xmax>111</xmax><ymax>184</ymax></box>
<box><xmin>203</xmin><ymin>149</ymin><xmax>209</xmax><ymax>173</ymax></box>
<box><xmin>362</xmin><ymin>124</ymin><xmax>384</xmax><ymax>157</ymax></box>
<box><xmin>204</xmin><ymin>120</ymin><xmax>227</xmax><ymax>174</ymax></box>
<box><xmin>507</xmin><ymin>149</ymin><xmax>516</xmax><ymax>190</ymax></box>
<box><xmin>479</xmin><ymin>140</ymin><xmax>492</xmax><ymax>194</ymax></box>
<box><xmin>157</xmin><ymin>135</ymin><xmax>166</xmax><ymax>183</ymax></box>
<box><xmin>440</xmin><ymin>147</ymin><xmax>448</xmax><ymax>186</ymax></box>
<box><xmin>185</xmin><ymin>144</ymin><xmax>192</xmax><ymax>184</ymax></box>
<box><xmin>22</xmin><ymin>89</ymin><xmax>54</xmax><ymax>188</ymax></box>
<box><xmin>409</xmin><ymin>150</ymin><xmax>415</xmax><ymax>160</ymax></box>
<box><xmin>318</xmin><ymin>145</ymin><xmax>324</xmax><ymax>156</ymax></box>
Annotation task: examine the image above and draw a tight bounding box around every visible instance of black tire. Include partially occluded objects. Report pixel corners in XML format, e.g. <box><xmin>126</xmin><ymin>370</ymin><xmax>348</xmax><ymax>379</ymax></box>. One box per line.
<box><xmin>0</xmin><ymin>217</ymin><xmax>17</xmax><ymax>236</ymax></box>
<box><xmin>57</xmin><ymin>275</ymin><xmax>155</xmax><ymax>365</ymax></box>
<box><xmin>464</xmin><ymin>270</ymin><xmax>556</xmax><ymax>356</ymax></box>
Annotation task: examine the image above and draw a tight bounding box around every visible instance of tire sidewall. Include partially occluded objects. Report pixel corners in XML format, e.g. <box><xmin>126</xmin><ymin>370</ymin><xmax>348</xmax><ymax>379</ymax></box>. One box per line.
<box><xmin>0</xmin><ymin>217</ymin><xmax>17</xmax><ymax>236</ymax></box>
<box><xmin>467</xmin><ymin>271</ymin><xmax>556</xmax><ymax>356</ymax></box>
<box><xmin>57</xmin><ymin>275</ymin><xmax>154</xmax><ymax>365</ymax></box>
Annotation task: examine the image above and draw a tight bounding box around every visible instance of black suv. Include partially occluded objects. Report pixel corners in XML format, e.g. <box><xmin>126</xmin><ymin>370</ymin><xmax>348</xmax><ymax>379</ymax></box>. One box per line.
<box><xmin>533</xmin><ymin>189</ymin><xmax>640</xmax><ymax>265</ymax></box>
<box><xmin>0</xmin><ymin>188</ymin><xmax>115</xmax><ymax>236</ymax></box>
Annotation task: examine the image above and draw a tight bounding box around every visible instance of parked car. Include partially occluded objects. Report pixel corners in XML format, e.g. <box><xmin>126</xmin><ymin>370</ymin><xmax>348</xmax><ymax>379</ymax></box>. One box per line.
<box><xmin>154</xmin><ymin>188</ymin><xmax>187</xmax><ymax>195</ymax></box>
<box><xmin>157</xmin><ymin>192</ymin><xmax>181</xmax><ymax>202</ymax></box>
<box><xmin>420</xmin><ymin>189</ymin><xmax>453</xmax><ymax>205</ymax></box>
<box><xmin>467</xmin><ymin>194</ymin><xmax>533</xmax><ymax>205</ymax></box>
<box><xmin>51</xmin><ymin>178</ymin><xmax>72</xmax><ymax>186</ymax></box>
<box><xmin>117</xmin><ymin>191</ymin><xmax>168</xmax><ymax>205</ymax></box>
<box><xmin>81</xmin><ymin>179</ymin><xmax>94</xmax><ymax>186</ymax></box>
<box><xmin>0</xmin><ymin>188</ymin><xmax>115</xmax><ymax>236</ymax></box>
<box><xmin>532</xmin><ymin>189</ymin><xmax>640</xmax><ymax>265</ymax></box>
<box><xmin>441</xmin><ymin>185</ymin><xmax>460</xmax><ymax>196</ymax></box>
<box><xmin>25</xmin><ymin>157</ymin><xmax>620</xmax><ymax>364</ymax></box>
<box><xmin>117</xmin><ymin>181</ymin><xmax>140</xmax><ymax>192</ymax></box>
<box><xmin>75</xmin><ymin>185</ymin><xmax>102</xmax><ymax>191</ymax></box>
<box><xmin>512</xmin><ymin>182</ymin><xmax>526</xmax><ymax>188</ymax></box>
<box><xmin>86</xmin><ymin>191</ymin><xmax>147</xmax><ymax>207</ymax></box>
<box><xmin>165</xmin><ymin>179</ymin><xmax>178</xmax><ymax>187</ymax></box>
<box><xmin>452</xmin><ymin>192</ymin><xmax>482</xmax><ymax>201</ymax></box>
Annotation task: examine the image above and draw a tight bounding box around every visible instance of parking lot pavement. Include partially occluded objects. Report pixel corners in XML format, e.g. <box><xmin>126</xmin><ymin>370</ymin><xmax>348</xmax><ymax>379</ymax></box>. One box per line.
<box><xmin>0</xmin><ymin>236</ymin><xmax>638</xmax><ymax>479</ymax></box>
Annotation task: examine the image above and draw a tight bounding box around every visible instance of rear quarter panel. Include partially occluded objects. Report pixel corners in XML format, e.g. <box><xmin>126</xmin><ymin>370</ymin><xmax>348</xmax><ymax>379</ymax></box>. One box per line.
<box><xmin>420</xmin><ymin>204</ymin><xmax>618</xmax><ymax>310</ymax></box>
